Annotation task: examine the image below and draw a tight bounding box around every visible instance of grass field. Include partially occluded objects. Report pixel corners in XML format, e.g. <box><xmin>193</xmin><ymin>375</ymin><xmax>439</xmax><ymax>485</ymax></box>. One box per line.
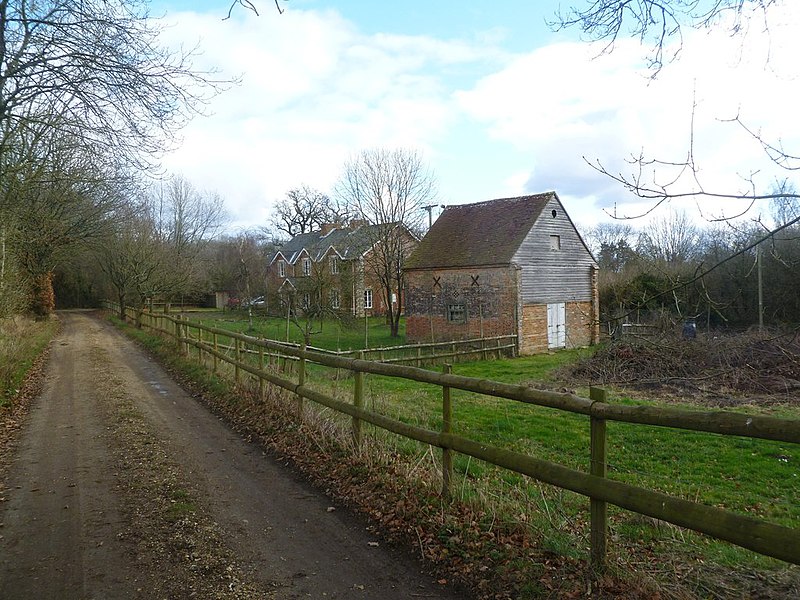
<box><xmin>188</xmin><ymin>310</ymin><xmax>404</xmax><ymax>350</ymax></box>
<box><xmin>148</xmin><ymin>310</ymin><xmax>800</xmax><ymax>575</ymax></box>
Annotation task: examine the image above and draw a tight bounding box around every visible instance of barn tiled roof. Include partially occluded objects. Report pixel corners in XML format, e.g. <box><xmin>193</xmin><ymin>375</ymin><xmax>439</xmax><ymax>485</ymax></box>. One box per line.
<box><xmin>404</xmin><ymin>193</ymin><xmax>553</xmax><ymax>269</ymax></box>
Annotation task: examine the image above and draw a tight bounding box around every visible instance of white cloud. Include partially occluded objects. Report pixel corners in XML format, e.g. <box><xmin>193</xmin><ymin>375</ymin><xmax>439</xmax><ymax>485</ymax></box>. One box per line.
<box><xmin>155</xmin><ymin>9</ymin><xmax>501</xmax><ymax>230</ymax></box>
<box><xmin>455</xmin><ymin>1</ymin><xmax>800</xmax><ymax>225</ymax></box>
<box><xmin>154</xmin><ymin>2</ymin><xmax>800</xmax><ymax>232</ymax></box>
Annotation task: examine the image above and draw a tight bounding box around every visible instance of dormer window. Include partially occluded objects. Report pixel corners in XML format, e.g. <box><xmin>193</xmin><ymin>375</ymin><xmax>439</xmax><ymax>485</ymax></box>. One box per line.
<box><xmin>302</xmin><ymin>257</ymin><xmax>312</xmax><ymax>276</ymax></box>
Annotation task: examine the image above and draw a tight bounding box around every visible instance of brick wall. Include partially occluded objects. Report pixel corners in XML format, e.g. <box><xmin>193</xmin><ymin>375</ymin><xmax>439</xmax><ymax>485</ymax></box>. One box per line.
<box><xmin>565</xmin><ymin>300</ymin><xmax>594</xmax><ymax>348</ymax></box>
<box><xmin>405</xmin><ymin>266</ymin><xmax>519</xmax><ymax>344</ymax></box>
<box><xmin>406</xmin><ymin>265</ymin><xmax>598</xmax><ymax>355</ymax></box>
<box><xmin>520</xmin><ymin>304</ymin><xmax>548</xmax><ymax>354</ymax></box>
<box><xmin>519</xmin><ymin>300</ymin><xmax>595</xmax><ymax>354</ymax></box>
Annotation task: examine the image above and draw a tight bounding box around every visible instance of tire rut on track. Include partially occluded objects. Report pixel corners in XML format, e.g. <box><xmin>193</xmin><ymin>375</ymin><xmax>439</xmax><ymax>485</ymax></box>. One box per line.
<box><xmin>0</xmin><ymin>310</ymin><xmax>460</xmax><ymax>599</ymax></box>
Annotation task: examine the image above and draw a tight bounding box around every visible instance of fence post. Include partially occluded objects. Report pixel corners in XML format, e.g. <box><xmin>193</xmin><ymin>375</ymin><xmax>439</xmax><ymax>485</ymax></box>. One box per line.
<box><xmin>178</xmin><ymin>315</ymin><xmax>186</xmax><ymax>356</ymax></box>
<box><xmin>442</xmin><ymin>364</ymin><xmax>453</xmax><ymax>500</ymax></box>
<box><xmin>213</xmin><ymin>332</ymin><xmax>218</xmax><ymax>373</ymax></box>
<box><xmin>197</xmin><ymin>323</ymin><xmax>203</xmax><ymax>364</ymax></box>
<box><xmin>259</xmin><ymin>345</ymin><xmax>265</xmax><ymax>399</ymax></box>
<box><xmin>235</xmin><ymin>337</ymin><xmax>241</xmax><ymax>383</ymax></box>
<box><xmin>589</xmin><ymin>386</ymin><xmax>608</xmax><ymax>572</ymax></box>
<box><xmin>352</xmin><ymin>351</ymin><xmax>364</xmax><ymax>449</ymax></box>
<box><xmin>297</xmin><ymin>343</ymin><xmax>306</xmax><ymax>418</ymax></box>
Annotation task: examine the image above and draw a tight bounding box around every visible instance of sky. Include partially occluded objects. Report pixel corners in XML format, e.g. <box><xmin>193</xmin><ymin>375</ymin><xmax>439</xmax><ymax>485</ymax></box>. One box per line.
<box><xmin>147</xmin><ymin>0</ymin><xmax>800</xmax><ymax>234</ymax></box>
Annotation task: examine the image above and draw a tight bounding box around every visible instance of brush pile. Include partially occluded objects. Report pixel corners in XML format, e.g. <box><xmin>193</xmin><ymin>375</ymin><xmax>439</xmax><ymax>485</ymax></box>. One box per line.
<box><xmin>562</xmin><ymin>330</ymin><xmax>800</xmax><ymax>402</ymax></box>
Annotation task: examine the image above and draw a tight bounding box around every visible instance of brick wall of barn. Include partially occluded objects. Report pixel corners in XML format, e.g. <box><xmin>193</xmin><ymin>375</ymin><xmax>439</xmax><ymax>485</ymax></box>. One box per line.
<box><xmin>519</xmin><ymin>301</ymin><xmax>595</xmax><ymax>354</ymax></box>
<box><xmin>405</xmin><ymin>266</ymin><xmax>520</xmax><ymax>343</ymax></box>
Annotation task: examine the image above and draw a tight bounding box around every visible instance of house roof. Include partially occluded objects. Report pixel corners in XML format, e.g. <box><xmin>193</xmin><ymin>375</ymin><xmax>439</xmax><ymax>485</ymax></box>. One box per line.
<box><xmin>271</xmin><ymin>222</ymin><xmax>403</xmax><ymax>265</ymax></box>
<box><xmin>404</xmin><ymin>193</ymin><xmax>554</xmax><ymax>270</ymax></box>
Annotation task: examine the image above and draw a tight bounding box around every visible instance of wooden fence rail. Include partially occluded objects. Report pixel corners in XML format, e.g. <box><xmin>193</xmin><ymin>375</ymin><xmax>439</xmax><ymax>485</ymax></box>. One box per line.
<box><xmin>273</xmin><ymin>334</ymin><xmax>517</xmax><ymax>364</ymax></box>
<box><xmin>108</xmin><ymin>303</ymin><xmax>800</xmax><ymax>567</ymax></box>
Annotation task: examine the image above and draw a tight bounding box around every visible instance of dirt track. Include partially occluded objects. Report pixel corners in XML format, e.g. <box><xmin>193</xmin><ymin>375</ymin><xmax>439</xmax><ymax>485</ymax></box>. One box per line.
<box><xmin>0</xmin><ymin>311</ymin><xmax>462</xmax><ymax>599</ymax></box>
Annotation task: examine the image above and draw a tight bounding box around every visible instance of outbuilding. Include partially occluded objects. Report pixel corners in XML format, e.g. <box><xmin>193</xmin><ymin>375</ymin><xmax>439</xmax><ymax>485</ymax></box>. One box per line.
<box><xmin>403</xmin><ymin>192</ymin><xmax>599</xmax><ymax>354</ymax></box>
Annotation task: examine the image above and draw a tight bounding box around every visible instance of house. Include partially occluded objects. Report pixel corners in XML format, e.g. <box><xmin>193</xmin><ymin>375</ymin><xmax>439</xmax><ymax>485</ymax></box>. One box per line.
<box><xmin>266</xmin><ymin>221</ymin><xmax>418</xmax><ymax>317</ymax></box>
<box><xmin>403</xmin><ymin>192</ymin><xmax>599</xmax><ymax>355</ymax></box>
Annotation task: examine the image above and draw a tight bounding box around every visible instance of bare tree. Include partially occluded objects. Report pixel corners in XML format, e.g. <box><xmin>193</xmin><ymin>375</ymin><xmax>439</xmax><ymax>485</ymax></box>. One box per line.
<box><xmin>637</xmin><ymin>209</ymin><xmax>700</xmax><ymax>266</ymax></box>
<box><xmin>0</xmin><ymin>0</ymin><xmax>219</xmax><ymax>170</ymax></box>
<box><xmin>552</xmin><ymin>1</ymin><xmax>798</xmax><ymax>221</ymax></box>
<box><xmin>147</xmin><ymin>175</ymin><xmax>227</xmax><ymax>303</ymax></box>
<box><xmin>279</xmin><ymin>259</ymin><xmax>351</xmax><ymax>346</ymax></box>
<box><xmin>770</xmin><ymin>179</ymin><xmax>800</xmax><ymax>227</ymax></box>
<box><xmin>225</xmin><ymin>0</ymin><xmax>287</xmax><ymax>18</ymax></box>
<box><xmin>552</xmin><ymin>1</ymin><xmax>777</xmax><ymax>74</ymax></box>
<box><xmin>96</xmin><ymin>174</ymin><xmax>227</xmax><ymax>315</ymax></box>
<box><xmin>335</xmin><ymin>148</ymin><xmax>436</xmax><ymax>337</ymax></box>
<box><xmin>269</xmin><ymin>186</ymin><xmax>350</xmax><ymax>238</ymax></box>
<box><xmin>1</xmin><ymin>128</ymin><xmax>130</xmax><ymax>313</ymax></box>
<box><xmin>0</xmin><ymin>1</ymin><xmax>223</xmax><ymax>315</ymax></box>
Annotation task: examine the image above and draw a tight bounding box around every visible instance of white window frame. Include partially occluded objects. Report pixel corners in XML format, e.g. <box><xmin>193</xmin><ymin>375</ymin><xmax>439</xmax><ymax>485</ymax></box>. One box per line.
<box><xmin>329</xmin><ymin>255</ymin><xmax>339</xmax><ymax>274</ymax></box>
<box><xmin>330</xmin><ymin>289</ymin><xmax>340</xmax><ymax>309</ymax></box>
<box><xmin>302</xmin><ymin>257</ymin><xmax>311</xmax><ymax>276</ymax></box>
<box><xmin>278</xmin><ymin>260</ymin><xmax>286</xmax><ymax>278</ymax></box>
<box><xmin>302</xmin><ymin>292</ymin><xmax>311</xmax><ymax>310</ymax></box>
<box><xmin>363</xmin><ymin>288</ymin><xmax>373</xmax><ymax>310</ymax></box>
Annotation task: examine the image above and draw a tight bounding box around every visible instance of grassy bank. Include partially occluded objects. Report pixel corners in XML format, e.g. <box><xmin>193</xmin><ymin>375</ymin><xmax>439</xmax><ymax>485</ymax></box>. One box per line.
<box><xmin>0</xmin><ymin>316</ymin><xmax>58</xmax><ymax>410</ymax></box>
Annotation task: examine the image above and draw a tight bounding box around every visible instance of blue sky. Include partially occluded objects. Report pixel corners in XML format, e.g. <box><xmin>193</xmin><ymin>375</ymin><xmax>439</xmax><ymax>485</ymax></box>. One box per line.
<box><xmin>148</xmin><ymin>1</ymin><xmax>800</xmax><ymax>233</ymax></box>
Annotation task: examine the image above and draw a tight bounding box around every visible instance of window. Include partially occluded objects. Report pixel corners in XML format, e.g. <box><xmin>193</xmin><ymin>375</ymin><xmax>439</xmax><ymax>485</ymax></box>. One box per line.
<box><xmin>329</xmin><ymin>255</ymin><xmax>339</xmax><ymax>274</ymax></box>
<box><xmin>447</xmin><ymin>304</ymin><xmax>466</xmax><ymax>324</ymax></box>
<box><xmin>278</xmin><ymin>260</ymin><xmax>286</xmax><ymax>278</ymax></box>
<box><xmin>302</xmin><ymin>292</ymin><xmax>311</xmax><ymax>310</ymax></box>
<box><xmin>363</xmin><ymin>288</ymin><xmax>373</xmax><ymax>310</ymax></box>
<box><xmin>330</xmin><ymin>289</ymin><xmax>340</xmax><ymax>309</ymax></box>
<box><xmin>302</xmin><ymin>257</ymin><xmax>311</xmax><ymax>276</ymax></box>
<box><xmin>549</xmin><ymin>235</ymin><xmax>561</xmax><ymax>251</ymax></box>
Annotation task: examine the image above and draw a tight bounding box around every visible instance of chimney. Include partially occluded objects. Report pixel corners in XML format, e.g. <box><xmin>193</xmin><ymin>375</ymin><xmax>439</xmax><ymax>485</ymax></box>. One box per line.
<box><xmin>348</xmin><ymin>219</ymin><xmax>367</xmax><ymax>230</ymax></box>
<box><xmin>320</xmin><ymin>223</ymin><xmax>340</xmax><ymax>236</ymax></box>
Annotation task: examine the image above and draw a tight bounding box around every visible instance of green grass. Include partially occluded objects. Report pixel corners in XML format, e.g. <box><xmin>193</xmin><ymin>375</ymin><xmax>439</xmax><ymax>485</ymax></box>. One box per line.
<box><xmin>167</xmin><ymin>489</ymin><xmax>197</xmax><ymax>520</ymax></box>
<box><xmin>120</xmin><ymin>312</ymin><xmax>800</xmax><ymax>573</ymax></box>
<box><xmin>324</xmin><ymin>350</ymin><xmax>800</xmax><ymax>567</ymax></box>
<box><xmin>0</xmin><ymin>316</ymin><xmax>59</xmax><ymax>410</ymax></box>
<box><xmin>187</xmin><ymin>311</ymin><xmax>404</xmax><ymax>350</ymax></box>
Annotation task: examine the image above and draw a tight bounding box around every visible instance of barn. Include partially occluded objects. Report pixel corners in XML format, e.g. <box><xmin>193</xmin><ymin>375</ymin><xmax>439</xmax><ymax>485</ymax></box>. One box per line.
<box><xmin>403</xmin><ymin>192</ymin><xmax>599</xmax><ymax>355</ymax></box>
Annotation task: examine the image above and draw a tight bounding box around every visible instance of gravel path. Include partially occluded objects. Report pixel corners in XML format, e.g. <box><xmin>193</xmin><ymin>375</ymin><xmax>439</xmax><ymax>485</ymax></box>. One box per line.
<box><xmin>0</xmin><ymin>311</ymin><xmax>461</xmax><ymax>599</ymax></box>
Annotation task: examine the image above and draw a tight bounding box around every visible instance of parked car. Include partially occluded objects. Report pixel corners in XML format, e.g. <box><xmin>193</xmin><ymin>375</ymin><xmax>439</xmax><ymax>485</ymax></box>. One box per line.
<box><xmin>244</xmin><ymin>296</ymin><xmax>266</xmax><ymax>308</ymax></box>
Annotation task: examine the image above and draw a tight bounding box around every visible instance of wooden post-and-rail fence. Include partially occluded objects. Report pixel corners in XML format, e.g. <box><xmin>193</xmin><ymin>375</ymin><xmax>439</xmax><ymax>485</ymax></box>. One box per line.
<box><xmin>109</xmin><ymin>303</ymin><xmax>800</xmax><ymax>568</ymax></box>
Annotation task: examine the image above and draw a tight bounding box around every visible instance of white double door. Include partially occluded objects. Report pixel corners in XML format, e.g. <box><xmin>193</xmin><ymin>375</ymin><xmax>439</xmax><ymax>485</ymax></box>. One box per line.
<box><xmin>547</xmin><ymin>302</ymin><xmax>566</xmax><ymax>349</ymax></box>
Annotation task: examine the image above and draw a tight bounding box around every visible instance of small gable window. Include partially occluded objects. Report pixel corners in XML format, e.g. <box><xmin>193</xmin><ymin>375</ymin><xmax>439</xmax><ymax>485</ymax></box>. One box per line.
<box><xmin>549</xmin><ymin>235</ymin><xmax>561</xmax><ymax>251</ymax></box>
<box><xmin>447</xmin><ymin>304</ymin><xmax>466</xmax><ymax>324</ymax></box>
<box><xmin>329</xmin><ymin>255</ymin><xmax>339</xmax><ymax>274</ymax></box>
<box><xmin>278</xmin><ymin>260</ymin><xmax>286</xmax><ymax>278</ymax></box>
<box><xmin>302</xmin><ymin>257</ymin><xmax>312</xmax><ymax>276</ymax></box>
